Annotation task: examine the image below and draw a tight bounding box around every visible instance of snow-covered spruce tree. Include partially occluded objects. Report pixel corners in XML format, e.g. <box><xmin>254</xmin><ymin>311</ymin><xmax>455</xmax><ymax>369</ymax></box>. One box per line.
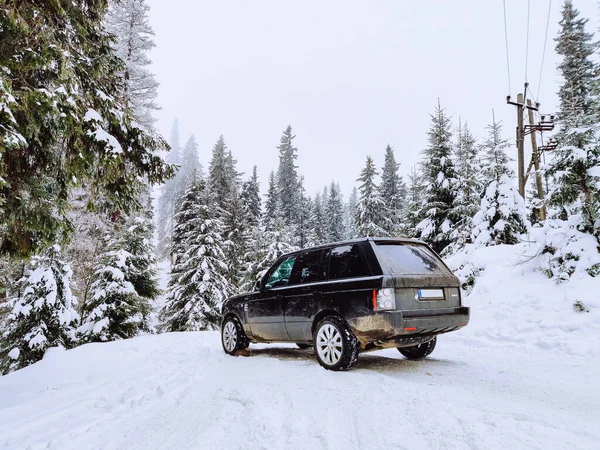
<box><xmin>345</xmin><ymin>187</ymin><xmax>359</xmax><ymax>239</ymax></box>
<box><xmin>355</xmin><ymin>156</ymin><xmax>388</xmax><ymax>237</ymax></box>
<box><xmin>156</xmin><ymin>119</ymin><xmax>183</xmax><ymax>259</ymax></box>
<box><xmin>379</xmin><ymin>145</ymin><xmax>407</xmax><ymax>236</ymax></box>
<box><xmin>326</xmin><ymin>181</ymin><xmax>345</xmax><ymax>242</ymax></box>
<box><xmin>297</xmin><ymin>176</ymin><xmax>312</xmax><ymax>248</ymax></box>
<box><xmin>105</xmin><ymin>0</ymin><xmax>158</xmax><ymax>131</ymax></box>
<box><xmin>176</xmin><ymin>135</ymin><xmax>203</xmax><ymax>204</ymax></box>
<box><xmin>447</xmin><ymin>120</ymin><xmax>482</xmax><ymax>253</ymax></box>
<box><xmin>307</xmin><ymin>192</ymin><xmax>327</xmax><ymax>246</ymax></box>
<box><xmin>0</xmin><ymin>245</ymin><xmax>79</xmax><ymax>373</ymax></box>
<box><xmin>241</xmin><ymin>166</ymin><xmax>262</xmax><ymax>228</ymax></box>
<box><xmin>263</xmin><ymin>171</ymin><xmax>279</xmax><ymax>232</ymax></box>
<box><xmin>534</xmin><ymin>1</ymin><xmax>600</xmax><ymax>280</ymax></box>
<box><xmin>0</xmin><ymin>1</ymin><xmax>173</xmax><ymax>258</ymax></box>
<box><xmin>159</xmin><ymin>181</ymin><xmax>229</xmax><ymax>331</ymax></box>
<box><xmin>550</xmin><ymin>0</ymin><xmax>600</xmax><ymax>233</ymax></box>
<box><xmin>79</xmin><ymin>213</ymin><xmax>159</xmax><ymax>342</ymax></box>
<box><xmin>208</xmin><ymin>135</ymin><xmax>232</xmax><ymax>214</ymax></box>
<box><xmin>471</xmin><ymin>120</ymin><xmax>528</xmax><ymax>247</ymax></box>
<box><xmin>405</xmin><ymin>166</ymin><xmax>426</xmax><ymax>238</ymax></box>
<box><xmin>417</xmin><ymin>102</ymin><xmax>458</xmax><ymax>254</ymax></box>
<box><xmin>223</xmin><ymin>184</ymin><xmax>249</xmax><ymax>292</ymax></box>
<box><xmin>276</xmin><ymin>125</ymin><xmax>301</xmax><ymax>228</ymax></box>
<box><xmin>157</xmin><ymin>134</ymin><xmax>203</xmax><ymax>260</ymax></box>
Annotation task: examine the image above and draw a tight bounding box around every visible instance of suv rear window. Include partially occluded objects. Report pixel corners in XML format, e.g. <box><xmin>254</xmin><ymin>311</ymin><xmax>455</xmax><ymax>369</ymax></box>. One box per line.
<box><xmin>375</xmin><ymin>244</ymin><xmax>449</xmax><ymax>275</ymax></box>
<box><xmin>328</xmin><ymin>244</ymin><xmax>369</xmax><ymax>280</ymax></box>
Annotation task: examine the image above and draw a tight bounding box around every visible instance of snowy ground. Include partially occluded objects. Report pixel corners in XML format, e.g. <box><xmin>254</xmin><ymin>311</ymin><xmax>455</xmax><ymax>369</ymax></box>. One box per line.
<box><xmin>1</xmin><ymin>244</ymin><xmax>599</xmax><ymax>450</ymax></box>
<box><xmin>0</xmin><ymin>332</ymin><xmax>598</xmax><ymax>450</ymax></box>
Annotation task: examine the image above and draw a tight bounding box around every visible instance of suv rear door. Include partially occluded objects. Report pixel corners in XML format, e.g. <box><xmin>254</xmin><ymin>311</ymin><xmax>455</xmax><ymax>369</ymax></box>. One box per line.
<box><xmin>320</xmin><ymin>243</ymin><xmax>381</xmax><ymax>315</ymax></box>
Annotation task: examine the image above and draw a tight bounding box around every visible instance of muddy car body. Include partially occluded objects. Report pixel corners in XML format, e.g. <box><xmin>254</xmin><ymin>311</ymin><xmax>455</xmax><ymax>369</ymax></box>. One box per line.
<box><xmin>221</xmin><ymin>237</ymin><xmax>469</xmax><ymax>370</ymax></box>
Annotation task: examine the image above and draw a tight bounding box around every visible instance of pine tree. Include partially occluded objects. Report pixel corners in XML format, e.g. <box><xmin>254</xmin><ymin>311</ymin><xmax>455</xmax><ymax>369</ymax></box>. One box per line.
<box><xmin>405</xmin><ymin>167</ymin><xmax>426</xmax><ymax>238</ymax></box>
<box><xmin>159</xmin><ymin>181</ymin><xmax>229</xmax><ymax>331</ymax></box>
<box><xmin>297</xmin><ymin>176</ymin><xmax>312</xmax><ymax>248</ymax></box>
<box><xmin>548</xmin><ymin>0</ymin><xmax>600</xmax><ymax>238</ymax></box>
<box><xmin>345</xmin><ymin>187</ymin><xmax>359</xmax><ymax>239</ymax></box>
<box><xmin>208</xmin><ymin>135</ymin><xmax>231</xmax><ymax>214</ymax></box>
<box><xmin>355</xmin><ymin>156</ymin><xmax>387</xmax><ymax>237</ymax></box>
<box><xmin>532</xmin><ymin>1</ymin><xmax>600</xmax><ymax>280</ymax></box>
<box><xmin>263</xmin><ymin>171</ymin><xmax>279</xmax><ymax>231</ymax></box>
<box><xmin>379</xmin><ymin>145</ymin><xmax>407</xmax><ymax>236</ymax></box>
<box><xmin>417</xmin><ymin>102</ymin><xmax>457</xmax><ymax>253</ymax></box>
<box><xmin>105</xmin><ymin>0</ymin><xmax>159</xmax><ymax>131</ymax></box>
<box><xmin>308</xmin><ymin>192</ymin><xmax>327</xmax><ymax>246</ymax></box>
<box><xmin>0</xmin><ymin>245</ymin><xmax>79</xmax><ymax>373</ymax></box>
<box><xmin>276</xmin><ymin>126</ymin><xmax>300</xmax><ymax>228</ymax></box>
<box><xmin>156</xmin><ymin>119</ymin><xmax>183</xmax><ymax>259</ymax></box>
<box><xmin>326</xmin><ymin>181</ymin><xmax>345</xmax><ymax>242</ymax></box>
<box><xmin>223</xmin><ymin>184</ymin><xmax>248</xmax><ymax>292</ymax></box>
<box><xmin>240</xmin><ymin>166</ymin><xmax>262</xmax><ymax>228</ymax></box>
<box><xmin>471</xmin><ymin>120</ymin><xmax>528</xmax><ymax>247</ymax></box>
<box><xmin>448</xmin><ymin>120</ymin><xmax>481</xmax><ymax>253</ymax></box>
<box><xmin>80</xmin><ymin>214</ymin><xmax>159</xmax><ymax>342</ymax></box>
<box><xmin>176</xmin><ymin>135</ymin><xmax>203</xmax><ymax>204</ymax></box>
<box><xmin>0</xmin><ymin>1</ymin><xmax>173</xmax><ymax>258</ymax></box>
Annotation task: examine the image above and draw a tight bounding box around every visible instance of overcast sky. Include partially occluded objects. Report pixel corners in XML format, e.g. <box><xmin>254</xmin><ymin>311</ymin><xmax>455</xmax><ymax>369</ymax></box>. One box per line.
<box><xmin>146</xmin><ymin>0</ymin><xmax>598</xmax><ymax>197</ymax></box>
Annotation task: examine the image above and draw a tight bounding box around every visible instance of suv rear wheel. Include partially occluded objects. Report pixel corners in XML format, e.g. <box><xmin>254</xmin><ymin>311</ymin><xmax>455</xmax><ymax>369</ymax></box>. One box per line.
<box><xmin>221</xmin><ymin>316</ymin><xmax>249</xmax><ymax>355</ymax></box>
<box><xmin>313</xmin><ymin>316</ymin><xmax>359</xmax><ymax>371</ymax></box>
<box><xmin>397</xmin><ymin>337</ymin><xmax>437</xmax><ymax>359</ymax></box>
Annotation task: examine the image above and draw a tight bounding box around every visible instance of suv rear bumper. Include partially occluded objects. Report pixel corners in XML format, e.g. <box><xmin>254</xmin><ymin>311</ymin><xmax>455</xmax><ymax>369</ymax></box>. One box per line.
<box><xmin>347</xmin><ymin>307</ymin><xmax>470</xmax><ymax>349</ymax></box>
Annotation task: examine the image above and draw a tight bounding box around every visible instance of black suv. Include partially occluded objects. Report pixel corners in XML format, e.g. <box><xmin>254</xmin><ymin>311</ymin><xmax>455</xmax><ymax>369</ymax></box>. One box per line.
<box><xmin>220</xmin><ymin>237</ymin><xmax>469</xmax><ymax>371</ymax></box>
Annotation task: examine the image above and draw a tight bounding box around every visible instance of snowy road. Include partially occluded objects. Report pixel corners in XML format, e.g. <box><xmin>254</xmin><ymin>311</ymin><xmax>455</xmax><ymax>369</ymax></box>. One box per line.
<box><xmin>0</xmin><ymin>331</ymin><xmax>598</xmax><ymax>450</ymax></box>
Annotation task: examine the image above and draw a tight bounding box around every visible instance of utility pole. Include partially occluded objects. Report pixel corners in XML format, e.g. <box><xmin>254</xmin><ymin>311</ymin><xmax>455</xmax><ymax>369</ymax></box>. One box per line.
<box><xmin>507</xmin><ymin>82</ymin><xmax>540</xmax><ymax>199</ymax></box>
<box><xmin>517</xmin><ymin>93</ymin><xmax>525</xmax><ymax>197</ymax></box>
<box><xmin>526</xmin><ymin>99</ymin><xmax>547</xmax><ymax>221</ymax></box>
<box><xmin>507</xmin><ymin>83</ymin><xmax>555</xmax><ymax>217</ymax></box>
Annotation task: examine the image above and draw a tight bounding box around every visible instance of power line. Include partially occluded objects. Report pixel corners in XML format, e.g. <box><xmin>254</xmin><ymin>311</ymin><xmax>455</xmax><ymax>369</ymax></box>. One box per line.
<box><xmin>503</xmin><ymin>0</ymin><xmax>512</xmax><ymax>94</ymax></box>
<box><xmin>525</xmin><ymin>0</ymin><xmax>531</xmax><ymax>83</ymax></box>
<box><xmin>537</xmin><ymin>0</ymin><xmax>553</xmax><ymax>100</ymax></box>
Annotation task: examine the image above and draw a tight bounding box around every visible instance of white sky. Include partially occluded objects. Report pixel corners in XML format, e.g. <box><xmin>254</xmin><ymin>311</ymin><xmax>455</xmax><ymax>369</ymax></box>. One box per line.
<box><xmin>147</xmin><ymin>0</ymin><xmax>598</xmax><ymax>198</ymax></box>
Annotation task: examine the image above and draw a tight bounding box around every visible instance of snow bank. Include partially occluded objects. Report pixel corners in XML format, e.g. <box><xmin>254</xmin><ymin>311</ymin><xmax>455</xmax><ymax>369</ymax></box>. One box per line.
<box><xmin>446</xmin><ymin>243</ymin><xmax>600</xmax><ymax>357</ymax></box>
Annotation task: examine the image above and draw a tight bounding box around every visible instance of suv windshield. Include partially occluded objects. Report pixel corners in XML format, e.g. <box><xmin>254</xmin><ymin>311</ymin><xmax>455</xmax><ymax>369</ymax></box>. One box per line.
<box><xmin>375</xmin><ymin>243</ymin><xmax>449</xmax><ymax>275</ymax></box>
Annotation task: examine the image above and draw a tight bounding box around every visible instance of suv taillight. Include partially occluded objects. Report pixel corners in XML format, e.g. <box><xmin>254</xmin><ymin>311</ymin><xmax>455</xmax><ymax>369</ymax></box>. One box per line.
<box><xmin>372</xmin><ymin>288</ymin><xmax>396</xmax><ymax>311</ymax></box>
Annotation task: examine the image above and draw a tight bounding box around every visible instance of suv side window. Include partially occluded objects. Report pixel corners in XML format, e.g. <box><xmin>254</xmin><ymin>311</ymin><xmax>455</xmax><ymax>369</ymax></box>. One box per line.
<box><xmin>328</xmin><ymin>244</ymin><xmax>369</xmax><ymax>280</ymax></box>
<box><xmin>290</xmin><ymin>249</ymin><xmax>326</xmax><ymax>285</ymax></box>
<box><xmin>265</xmin><ymin>255</ymin><xmax>297</xmax><ymax>289</ymax></box>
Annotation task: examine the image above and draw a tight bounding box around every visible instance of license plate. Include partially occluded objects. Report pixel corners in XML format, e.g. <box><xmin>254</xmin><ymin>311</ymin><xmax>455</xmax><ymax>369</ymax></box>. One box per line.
<box><xmin>418</xmin><ymin>289</ymin><xmax>445</xmax><ymax>300</ymax></box>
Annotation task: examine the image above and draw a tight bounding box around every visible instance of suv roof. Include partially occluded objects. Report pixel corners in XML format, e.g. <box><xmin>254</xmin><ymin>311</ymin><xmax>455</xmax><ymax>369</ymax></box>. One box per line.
<box><xmin>281</xmin><ymin>237</ymin><xmax>427</xmax><ymax>258</ymax></box>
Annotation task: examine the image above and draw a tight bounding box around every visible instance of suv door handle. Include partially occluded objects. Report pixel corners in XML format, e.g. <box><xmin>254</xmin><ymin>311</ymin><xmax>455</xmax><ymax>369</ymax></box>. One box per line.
<box><xmin>275</xmin><ymin>293</ymin><xmax>284</xmax><ymax>300</ymax></box>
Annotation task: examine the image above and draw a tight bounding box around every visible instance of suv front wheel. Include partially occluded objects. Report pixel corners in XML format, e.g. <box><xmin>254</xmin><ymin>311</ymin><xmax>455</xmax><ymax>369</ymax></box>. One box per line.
<box><xmin>221</xmin><ymin>316</ymin><xmax>249</xmax><ymax>355</ymax></box>
<box><xmin>313</xmin><ymin>316</ymin><xmax>359</xmax><ymax>371</ymax></box>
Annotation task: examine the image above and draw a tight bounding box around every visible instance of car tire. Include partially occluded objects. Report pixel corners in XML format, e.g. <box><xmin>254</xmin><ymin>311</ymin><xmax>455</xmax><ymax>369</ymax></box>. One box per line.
<box><xmin>221</xmin><ymin>316</ymin><xmax>249</xmax><ymax>355</ymax></box>
<box><xmin>397</xmin><ymin>337</ymin><xmax>437</xmax><ymax>359</ymax></box>
<box><xmin>313</xmin><ymin>316</ymin><xmax>359</xmax><ymax>371</ymax></box>
<box><xmin>296</xmin><ymin>343</ymin><xmax>311</xmax><ymax>349</ymax></box>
